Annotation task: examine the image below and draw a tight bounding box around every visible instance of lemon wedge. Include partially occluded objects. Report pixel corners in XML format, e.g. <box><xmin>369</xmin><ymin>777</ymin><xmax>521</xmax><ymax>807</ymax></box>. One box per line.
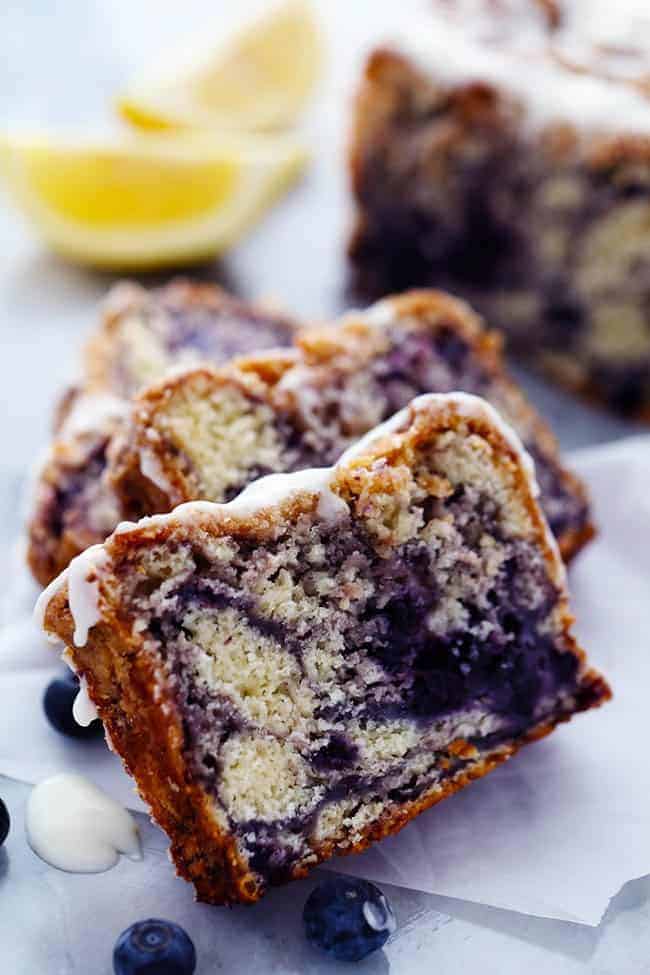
<box><xmin>0</xmin><ymin>131</ymin><xmax>307</xmax><ymax>270</ymax></box>
<box><xmin>118</xmin><ymin>0</ymin><xmax>323</xmax><ymax>133</ymax></box>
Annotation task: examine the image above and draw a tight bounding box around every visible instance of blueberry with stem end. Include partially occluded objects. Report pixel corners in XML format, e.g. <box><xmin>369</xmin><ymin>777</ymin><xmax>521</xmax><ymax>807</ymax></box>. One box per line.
<box><xmin>43</xmin><ymin>672</ymin><xmax>102</xmax><ymax>739</ymax></box>
<box><xmin>113</xmin><ymin>919</ymin><xmax>196</xmax><ymax>975</ymax></box>
<box><xmin>0</xmin><ymin>798</ymin><xmax>9</xmax><ymax>847</ymax></box>
<box><xmin>303</xmin><ymin>877</ymin><xmax>396</xmax><ymax>962</ymax></box>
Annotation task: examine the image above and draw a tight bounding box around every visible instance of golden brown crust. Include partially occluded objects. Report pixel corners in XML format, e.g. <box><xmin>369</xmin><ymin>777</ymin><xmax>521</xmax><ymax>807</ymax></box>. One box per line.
<box><xmin>555</xmin><ymin>518</ymin><xmax>597</xmax><ymax>563</ymax></box>
<box><xmin>42</xmin><ymin>397</ymin><xmax>610</xmax><ymax>904</ymax></box>
<box><xmin>233</xmin><ymin>349</ymin><xmax>299</xmax><ymax>386</ymax></box>
<box><xmin>28</xmin><ymin>499</ymin><xmax>89</xmax><ymax>590</ymax></box>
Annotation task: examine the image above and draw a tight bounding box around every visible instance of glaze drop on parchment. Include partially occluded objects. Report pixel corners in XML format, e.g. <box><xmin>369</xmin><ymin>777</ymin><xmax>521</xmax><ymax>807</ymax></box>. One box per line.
<box><xmin>26</xmin><ymin>773</ymin><xmax>141</xmax><ymax>874</ymax></box>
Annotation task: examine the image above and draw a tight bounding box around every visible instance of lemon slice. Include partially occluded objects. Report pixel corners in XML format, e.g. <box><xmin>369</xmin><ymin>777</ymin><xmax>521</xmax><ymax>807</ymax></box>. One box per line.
<box><xmin>118</xmin><ymin>0</ymin><xmax>323</xmax><ymax>132</ymax></box>
<box><xmin>0</xmin><ymin>131</ymin><xmax>307</xmax><ymax>270</ymax></box>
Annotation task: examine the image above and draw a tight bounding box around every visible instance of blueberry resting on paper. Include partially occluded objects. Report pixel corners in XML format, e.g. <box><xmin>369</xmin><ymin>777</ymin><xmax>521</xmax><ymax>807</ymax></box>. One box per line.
<box><xmin>113</xmin><ymin>919</ymin><xmax>196</xmax><ymax>975</ymax></box>
<box><xmin>0</xmin><ymin>798</ymin><xmax>9</xmax><ymax>847</ymax></box>
<box><xmin>43</xmin><ymin>672</ymin><xmax>102</xmax><ymax>739</ymax></box>
<box><xmin>303</xmin><ymin>877</ymin><xmax>396</xmax><ymax>962</ymax></box>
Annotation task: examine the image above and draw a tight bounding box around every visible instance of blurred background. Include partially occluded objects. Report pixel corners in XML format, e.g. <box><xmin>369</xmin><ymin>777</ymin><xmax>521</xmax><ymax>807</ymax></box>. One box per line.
<box><xmin>0</xmin><ymin>0</ymin><xmax>634</xmax><ymax>497</ymax></box>
<box><xmin>0</xmin><ymin>0</ymin><xmax>361</xmax><ymax>463</ymax></box>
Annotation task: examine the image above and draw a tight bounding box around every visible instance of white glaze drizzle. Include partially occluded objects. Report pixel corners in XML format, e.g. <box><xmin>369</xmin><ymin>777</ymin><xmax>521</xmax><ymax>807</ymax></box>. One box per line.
<box><xmin>394</xmin><ymin>9</ymin><xmax>650</xmax><ymax>135</ymax></box>
<box><xmin>220</xmin><ymin>468</ymin><xmax>348</xmax><ymax>521</ymax></box>
<box><xmin>35</xmin><ymin>546</ymin><xmax>110</xmax><ymax>644</ymax></box>
<box><xmin>275</xmin><ymin>362</ymin><xmax>314</xmax><ymax>395</ymax></box>
<box><xmin>72</xmin><ymin>677</ymin><xmax>100</xmax><ymax>727</ymax></box>
<box><xmin>114</xmin><ymin>468</ymin><xmax>350</xmax><ymax>538</ymax></box>
<box><xmin>139</xmin><ymin>444</ymin><xmax>172</xmax><ymax>493</ymax></box>
<box><xmin>355</xmin><ymin>299</ymin><xmax>395</xmax><ymax>329</ymax></box>
<box><xmin>340</xmin><ymin>391</ymin><xmax>537</xmax><ymax>492</ymax></box>
<box><xmin>26</xmin><ymin>773</ymin><xmax>141</xmax><ymax>874</ymax></box>
<box><xmin>59</xmin><ymin>393</ymin><xmax>129</xmax><ymax>439</ymax></box>
<box><xmin>67</xmin><ymin>544</ymin><xmax>110</xmax><ymax>647</ymax></box>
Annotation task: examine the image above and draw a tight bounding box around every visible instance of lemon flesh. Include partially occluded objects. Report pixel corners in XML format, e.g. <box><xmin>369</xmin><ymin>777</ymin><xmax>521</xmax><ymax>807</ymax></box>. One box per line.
<box><xmin>21</xmin><ymin>145</ymin><xmax>239</xmax><ymax>226</ymax></box>
<box><xmin>118</xmin><ymin>0</ymin><xmax>323</xmax><ymax>132</ymax></box>
<box><xmin>0</xmin><ymin>132</ymin><xmax>307</xmax><ymax>270</ymax></box>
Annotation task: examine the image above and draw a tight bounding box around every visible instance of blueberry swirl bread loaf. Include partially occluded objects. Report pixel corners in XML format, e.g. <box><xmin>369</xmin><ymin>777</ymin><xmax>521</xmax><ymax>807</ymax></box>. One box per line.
<box><xmin>349</xmin><ymin>0</ymin><xmax>650</xmax><ymax>418</ymax></box>
<box><xmin>27</xmin><ymin>280</ymin><xmax>296</xmax><ymax>586</ymax></box>
<box><xmin>109</xmin><ymin>290</ymin><xmax>592</xmax><ymax>559</ymax></box>
<box><xmin>39</xmin><ymin>393</ymin><xmax>610</xmax><ymax>904</ymax></box>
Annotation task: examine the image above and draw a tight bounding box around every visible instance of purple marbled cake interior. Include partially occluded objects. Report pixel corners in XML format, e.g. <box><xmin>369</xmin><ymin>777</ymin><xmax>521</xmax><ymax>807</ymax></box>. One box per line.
<box><xmin>123</xmin><ymin>485</ymin><xmax>591</xmax><ymax>887</ymax></box>
<box><xmin>252</xmin><ymin>326</ymin><xmax>589</xmax><ymax>544</ymax></box>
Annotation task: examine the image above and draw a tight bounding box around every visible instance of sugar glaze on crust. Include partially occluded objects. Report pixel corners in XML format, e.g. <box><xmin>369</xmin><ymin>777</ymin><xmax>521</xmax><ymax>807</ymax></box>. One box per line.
<box><xmin>40</xmin><ymin>394</ymin><xmax>610</xmax><ymax>905</ymax></box>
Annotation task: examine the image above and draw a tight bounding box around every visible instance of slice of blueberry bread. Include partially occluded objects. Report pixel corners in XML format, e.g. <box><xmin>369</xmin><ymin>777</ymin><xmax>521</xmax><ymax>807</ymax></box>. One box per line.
<box><xmin>348</xmin><ymin>0</ymin><xmax>650</xmax><ymax>419</ymax></box>
<box><xmin>27</xmin><ymin>280</ymin><xmax>296</xmax><ymax>587</ymax></box>
<box><xmin>109</xmin><ymin>290</ymin><xmax>593</xmax><ymax>560</ymax></box>
<box><xmin>39</xmin><ymin>393</ymin><xmax>610</xmax><ymax>905</ymax></box>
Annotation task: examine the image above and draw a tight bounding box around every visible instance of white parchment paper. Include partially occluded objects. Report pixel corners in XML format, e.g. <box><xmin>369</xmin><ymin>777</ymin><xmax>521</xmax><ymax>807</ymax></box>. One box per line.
<box><xmin>1</xmin><ymin>437</ymin><xmax>649</xmax><ymax>926</ymax></box>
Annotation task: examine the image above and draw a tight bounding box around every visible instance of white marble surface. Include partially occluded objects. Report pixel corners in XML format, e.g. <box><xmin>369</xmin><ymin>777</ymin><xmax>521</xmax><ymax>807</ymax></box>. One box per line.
<box><xmin>0</xmin><ymin>1</ymin><xmax>646</xmax><ymax>972</ymax></box>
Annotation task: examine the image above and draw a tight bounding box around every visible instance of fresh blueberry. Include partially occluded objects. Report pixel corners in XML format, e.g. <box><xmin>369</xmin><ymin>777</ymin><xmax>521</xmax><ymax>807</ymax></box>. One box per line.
<box><xmin>303</xmin><ymin>877</ymin><xmax>396</xmax><ymax>962</ymax></box>
<box><xmin>113</xmin><ymin>919</ymin><xmax>196</xmax><ymax>975</ymax></box>
<box><xmin>0</xmin><ymin>798</ymin><xmax>9</xmax><ymax>847</ymax></box>
<box><xmin>43</xmin><ymin>673</ymin><xmax>102</xmax><ymax>739</ymax></box>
